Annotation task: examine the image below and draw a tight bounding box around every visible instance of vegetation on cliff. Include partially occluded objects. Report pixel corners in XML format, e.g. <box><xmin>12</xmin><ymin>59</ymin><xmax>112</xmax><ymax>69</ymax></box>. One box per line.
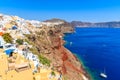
<box><xmin>16</xmin><ymin>39</ymin><xmax>24</xmax><ymax>45</ymax></box>
<box><xmin>2</xmin><ymin>33</ymin><xmax>13</xmax><ymax>43</ymax></box>
<box><xmin>38</xmin><ymin>55</ymin><xmax>51</xmax><ymax>66</ymax></box>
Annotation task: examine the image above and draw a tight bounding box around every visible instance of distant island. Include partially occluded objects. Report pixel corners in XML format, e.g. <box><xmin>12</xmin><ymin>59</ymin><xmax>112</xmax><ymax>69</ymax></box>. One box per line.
<box><xmin>71</xmin><ymin>21</ymin><xmax>120</xmax><ymax>27</ymax></box>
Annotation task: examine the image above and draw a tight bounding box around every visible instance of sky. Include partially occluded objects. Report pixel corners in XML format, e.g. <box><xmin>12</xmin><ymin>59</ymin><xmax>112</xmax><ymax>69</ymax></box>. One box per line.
<box><xmin>0</xmin><ymin>0</ymin><xmax>120</xmax><ymax>22</ymax></box>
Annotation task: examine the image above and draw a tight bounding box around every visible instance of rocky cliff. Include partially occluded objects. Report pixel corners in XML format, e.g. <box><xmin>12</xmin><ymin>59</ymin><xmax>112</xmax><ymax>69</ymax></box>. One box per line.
<box><xmin>0</xmin><ymin>13</ymin><xmax>89</xmax><ymax>80</ymax></box>
<box><xmin>25</xmin><ymin>19</ymin><xmax>89</xmax><ymax>80</ymax></box>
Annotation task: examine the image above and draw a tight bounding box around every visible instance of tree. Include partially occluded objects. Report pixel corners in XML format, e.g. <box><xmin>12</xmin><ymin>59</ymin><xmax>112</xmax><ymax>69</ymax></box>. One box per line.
<box><xmin>2</xmin><ymin>33</ymin><xmax>13</xmax><ymax>43</ymax></box>
<box><xmin>51</xmin><ymin>71</ymin><xmax>56</xmax><ymax>76</ymax></box>
<box><xmin>16</xmin><ymin>39</ymin><xmax>23</xmax><ymax>45</ymax></box>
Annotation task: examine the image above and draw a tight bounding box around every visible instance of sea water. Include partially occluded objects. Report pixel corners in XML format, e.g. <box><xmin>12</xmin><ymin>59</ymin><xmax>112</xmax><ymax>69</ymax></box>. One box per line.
<box><xmin>64</xmin><ymin>28</ymin><xmax>120</xmax><ymax>80</ymax></box>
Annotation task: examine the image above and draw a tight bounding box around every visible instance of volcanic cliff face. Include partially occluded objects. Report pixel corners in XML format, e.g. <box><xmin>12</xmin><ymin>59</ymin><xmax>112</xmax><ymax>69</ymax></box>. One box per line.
<box><xmin>0</xmin><ymin>13</ymin><xmax>89</xmax><ymax>80</ymax></box>
<box><xmin>25</xmin><ymin>19</ymin><xmax>89</xmax><ymax>80</ymax></box>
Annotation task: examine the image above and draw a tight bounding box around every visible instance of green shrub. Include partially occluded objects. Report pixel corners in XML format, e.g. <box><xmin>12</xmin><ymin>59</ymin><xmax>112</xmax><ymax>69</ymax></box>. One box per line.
<box><xmin>38</xmin><ymin>55</ymin><xmax>51</xmax><ymax>66</ymax></box>
<box><xmin>2</xmin><ymin>33</ymin><xmax>13</xmax><ymax>43</ymax></box>
<box><xmin>16</xmin><ymin>39</ymin><xmax>23</xmax><ymax>45</ymax></box>
<box><xmin>51</xmin><ymin>71</ymin><xmax>56</xmax><ymax>76</ymax></box>
<box><xmin>30</xmin><ymin>47</ymin><xmax>39</xmax><ymax>55</ymax></box>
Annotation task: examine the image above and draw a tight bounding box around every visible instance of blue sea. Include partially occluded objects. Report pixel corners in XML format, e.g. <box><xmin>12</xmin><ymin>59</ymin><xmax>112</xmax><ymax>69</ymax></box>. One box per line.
<box><xmin>64</xmin><ymin>28</ymin><xmax>120</xmax><ymax>80</ymax></box>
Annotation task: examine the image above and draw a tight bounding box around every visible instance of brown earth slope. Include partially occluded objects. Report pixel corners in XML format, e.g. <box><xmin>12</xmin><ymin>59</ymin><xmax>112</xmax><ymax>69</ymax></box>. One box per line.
<box><xmin>26</xmin><ymin>20</ymin><xmax>90</xmax><ymax>80</ymax></box>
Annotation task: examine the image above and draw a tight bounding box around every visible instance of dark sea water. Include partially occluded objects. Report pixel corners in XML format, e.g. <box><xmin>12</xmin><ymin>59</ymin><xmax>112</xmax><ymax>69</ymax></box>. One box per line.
<box><xmin>64</xmin><ymin>28</ymin><xmax>120</xmax><ymax>80</ymax></box>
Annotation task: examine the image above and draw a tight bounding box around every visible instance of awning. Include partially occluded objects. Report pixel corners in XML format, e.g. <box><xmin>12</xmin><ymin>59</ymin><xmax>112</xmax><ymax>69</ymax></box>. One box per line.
<box><xmin>5</xmin><ymin>49</ymin><xmax>15</xmax><ymax>55</ymax></box>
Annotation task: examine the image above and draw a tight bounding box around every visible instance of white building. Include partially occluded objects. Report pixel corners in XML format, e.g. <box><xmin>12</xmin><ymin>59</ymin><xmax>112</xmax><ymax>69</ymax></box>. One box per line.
<box><xmin>0</xmin><ymin>36</ymin><xmax>5</xmax><ymax>47</ymax></box>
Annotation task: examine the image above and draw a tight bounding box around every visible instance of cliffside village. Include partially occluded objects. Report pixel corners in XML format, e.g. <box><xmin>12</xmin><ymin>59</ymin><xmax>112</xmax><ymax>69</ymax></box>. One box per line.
<box><xmin>0</xmin><ymin>14</ymin><xmax>63</xmax><ymax>80</ymax></box>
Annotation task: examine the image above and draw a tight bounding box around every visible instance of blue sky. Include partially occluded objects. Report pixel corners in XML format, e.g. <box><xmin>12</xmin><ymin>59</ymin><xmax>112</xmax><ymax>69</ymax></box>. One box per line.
<box><xmin>0</xmin><ymin>0</ymin><xmax>120</xmax><ymax>22</ymax></box>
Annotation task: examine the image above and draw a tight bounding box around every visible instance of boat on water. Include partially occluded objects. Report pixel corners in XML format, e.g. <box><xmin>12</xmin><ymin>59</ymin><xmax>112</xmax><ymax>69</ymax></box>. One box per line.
<box><xmin>100</xmin><ymin>68</ymin><xmax>107</xmax><ymax>78</ymax></box>
<box><xmin>100</xmin><ymin>73</ymin><xmax>107</xmax><ymax>78</ymax></box>
<box><xmin>70</xmin><ymin>42</ymin><xmax>72</xmax><ymax>46</ymax></box>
